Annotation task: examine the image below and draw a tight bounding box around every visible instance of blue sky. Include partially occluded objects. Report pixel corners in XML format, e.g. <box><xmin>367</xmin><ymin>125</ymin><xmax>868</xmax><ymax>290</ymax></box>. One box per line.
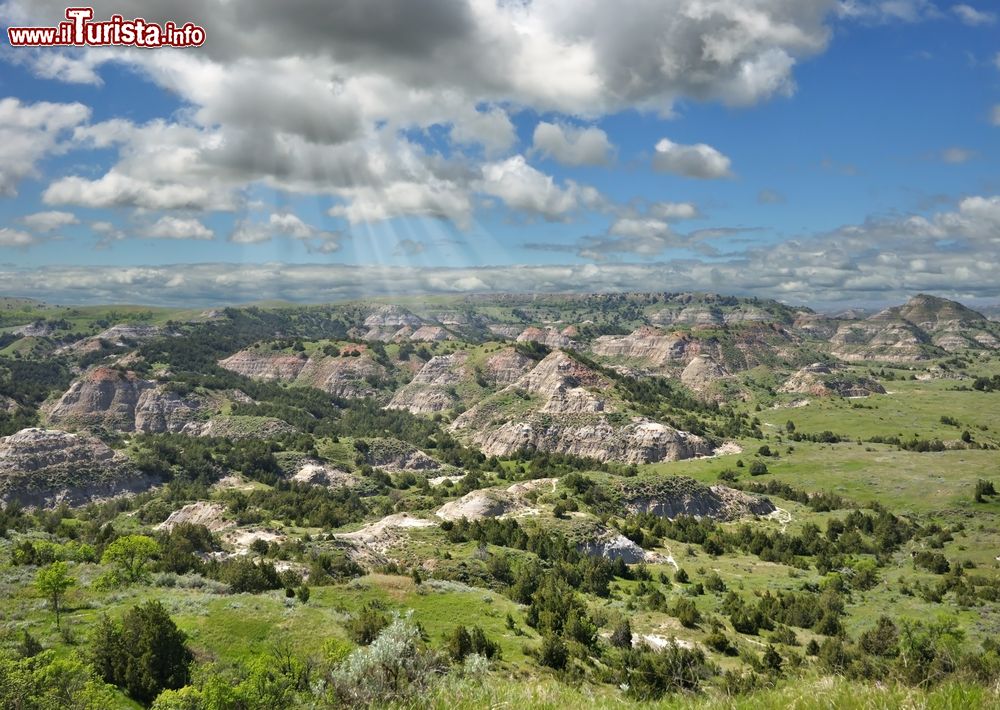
<box><xmin>0</xmin><ymin>0</ymin><xmax>998</xmax><ymax>307</ymax></box>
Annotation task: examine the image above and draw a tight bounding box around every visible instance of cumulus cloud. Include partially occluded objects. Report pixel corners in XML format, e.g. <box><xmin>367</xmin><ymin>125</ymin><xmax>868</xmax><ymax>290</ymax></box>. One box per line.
<box><xmin>0</xmin><ymin>228</ymin><xmax>38</xmax><ymax>247</ymax></box>
<box><xmin>0</xmin><ymin>98</ymin><xmax>90</xmax><ymax>196</ymax></box>
<box><xmin>531</xmin><ymin>122</ymin><xmax>614</xmax><ymax>166</ymax></box>
<box><xmin>7</xmin><ymin>0</ymin><xmax>845</xmax><ymax>226</ymax></box>
<box><xmin>952</xmin><ymin>3</ymin><xmax>995</xmax><ymax>25</ymax></box>
<box><xmin>144</xmin><ymin>216</ymin><xmax>214</xmax><ymax>240</ymax></box>
<box><xmin>529</xmin><ymin>201</ymin><xmax>713</xmax><ymax>261</ymax></box>
<box><xmin>329</xmin><ymin>180</ymin><xmax>474</xmax><ymax>228</ymax></box>
<box><xmin>451</xmin><ymin>107</ymin><xmax>517</xmax><ymax>155</ymax></box>
<box><xmin>480</xmin><ymin>155</ymin><xmax>602</xmax><ymax>220</ymax></box>
<box><xmin>6</xmin><ymin>194</ymin><xmax>1000</xmax><ymax>307</ymax></box>
<box><xmin>91</xmin><ymin>221</ymin><xmax>126</xmax><ymax>247</ymax></box>
<box><xmin>20</xmin><ymin>211</ymin><xmax>79</xmax><ymax>232</ymax></box>
<box><xmin>652</xmin><ymin>138</ymin><xmax>733</xmax><ymax>179</ymax></box>
<box><xmin>44</xmin><ymin>172</ymin><xmax>233</xmax><ymax>211</ymax></box>
<box><xmin>577</xmin><ymin>218</ymin><xmax>686</xmax><ymax>260</ymax></box>
<box><xmin>230</xmin><ymin>212</ymin><xmax>342</xmax><ymax>252</ymax></box>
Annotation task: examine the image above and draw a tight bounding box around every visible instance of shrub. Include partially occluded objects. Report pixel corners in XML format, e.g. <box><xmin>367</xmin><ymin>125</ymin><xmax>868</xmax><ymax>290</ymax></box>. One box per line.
<box><xmin>100</xmin><ymin>535</ymin><xmax>160</xmax><ymax>586</ymax></box>
<box><xmin>347</xmin><ymin>603</ymin><xmax>390</xmax><ymax>645</ymax></box>
<box><xmin>859</xmin><ymin>616</ymin><xmax>899</xmax><ymax>658</ymax></box>
<box><xmin>913</xmin><ymin>551</ymin><xmax>950</xmax><ymax>575</ymax></box>
<box><xmin>620</xmin><ymin>643</ymin><xmax>711</xmax><ymax>699</ymax></box>
<box><xmin>327</xmin><ymin>613</ymin><xmax>447</xmax><ymax>706</ymax></box>
<box><xmin>92</xmin><ymin>601</ymin><xmax>193</xmax><ymax>704</ymax></box>
<box><xmin>446</xmin><ymin>625</ymin><xmax>501</xmax><ymax>662</ymax></box>
<box><xmin>538</xmin><ymin>633</ymin><xmax>568</xmax><ymax>670</ymax></box>
<box><xmin>705</xmin><ymin>631</ymin><xmax>737</xmax><ymax>656</ymax></box>
<box><xmin>610</xmin><ymin>619</ymin><xmax>633</xmax><ymax>649</ymax></box>
<box><xmin>974</xmin><ymin>479</ymin><xmax>996</xmax><ymax>503</ymax></box>
<box><xmin>673</xmin><ymin>598</ymin><xmax>701</xmax><ymax>628</ymax></box>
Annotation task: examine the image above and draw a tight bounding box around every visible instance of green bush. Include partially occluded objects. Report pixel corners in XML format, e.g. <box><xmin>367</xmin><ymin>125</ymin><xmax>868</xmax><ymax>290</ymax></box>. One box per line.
<box><xmin>92</xmin><ymin>601</ymin><xmax>193</xmax><ymax>704</ymax></box>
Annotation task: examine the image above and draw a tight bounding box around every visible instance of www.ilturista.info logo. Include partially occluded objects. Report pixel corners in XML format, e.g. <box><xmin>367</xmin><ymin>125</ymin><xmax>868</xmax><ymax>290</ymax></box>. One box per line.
<box><xmin>7</xmin><ymin>7</ymin><xmax>206</xmax><ymax>48</ymax></box>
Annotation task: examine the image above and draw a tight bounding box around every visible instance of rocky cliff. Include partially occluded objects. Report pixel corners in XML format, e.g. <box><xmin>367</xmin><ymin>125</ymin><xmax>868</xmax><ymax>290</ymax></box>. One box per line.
<box><xmin>829</xmin><ymin>295</ymin><xmax>1000</xmax><ymax>361</ymax></box>
<box><xmin>220</xmin><ymin>346</ymin><xmax>389</xmax><ymax>399</ymax></box>
<box><xmin>218</xmin><ymin>350</ymin><xmax>309</xmax><ymax>380</ymax></box>
<box><xmin>680</xmin><ymin>355</ymin><xmax>731</xmax><ymax>396</ymax></box>
<box><xmin>460</xmin><ymin>417</ymin><xmax>712</xmax><ymax>464</ymax></box>
<box><xmin>45</xmin><ymin>367</ymin><xmax>209</xmax><ymax>433</ymax></box>
<box><xmin>779</xmin><ymin>363</ymin><xmax>886</xmax><ymax>398</ymax></box>
<box><xmin>387</xmin><ymin>352</ymin><xmax>467</xmax><ymax>414</ymax></box>
<box><xmin>0</xmin><ymin>427</ymin><xmax>155</xmax><ymax>506</ymax></box>
<box><xmin>617</xmin><ymin>476</ymin><xmax>775</xmax><ymax>520</ymax></box>
<box><xmin>360</xmin><ymin>437</ymin><xmax>442</xmax><ymax>471</ymax></box>
<box><xmin>451</xmin><ymin>350</ymin><xmax>712</xmax><ymax>463</ymax></box>
<box><xmin>516</xmin><ymin>327</ymin><xmax>575</xmax><ymax>349</ymax></box>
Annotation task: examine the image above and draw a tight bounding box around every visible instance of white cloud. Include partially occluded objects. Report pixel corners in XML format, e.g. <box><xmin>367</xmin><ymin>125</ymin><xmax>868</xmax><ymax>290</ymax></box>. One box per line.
<box><xmin>531</xmin><ymin>122</ymin><xmax>614</xmax><ymax>166</ymax></box>
<box><xmin>649</xmin><ymin>202</ymin><xmax>699</xmax><ymax>220</ymax></box>
<box><xmin>145</xmin><ymin>216</ymin><xmax>214</xmax><ymax>240</ymax></box>
<box><xmin>0</xmin><ymin>228</ymin><xmax>37</xmax><ymax>247</ymax></box>
<box><xmin>451</xmin><ymin>107</ymin><xmax>517</xmax><ymax>155</ymax></box>
<box><xmin>7</xmin><ymin>194</ymin><xmax>1000</xmax><ymax>307</ymax></box>
<box><xmin>330</xmin><ymin>181</ymin><xmax>474</xmax><ymax>228</ymax></box>
<box><xmin>838</xmin><ymin>0</ymin><xmax>941</xmax><ymax>23</ymax></box>
<box><xmin>91</xmin><ymin>221</ymin><xmax>126</xmax><ymax>247</ymax></box>
<box><xmin>0</xmin><ymin>98</ymin><xmax>90</xmax><ymax>196</ymax></box>
<box><xmin>9</xmin><ymin>0</ymin><xmax>844</xmax><ymax>226</ymax></box>
<box><xmin>952</xmin><ymin>4</ymin><xmax>995</xmax><ymax>25</ymax></box>
<box><xmin>31</xmin><ymin>51</ymin><xmax>107</xmax><ymax>85</ymax></box>
<box><xmin>480</xmin><ymin>155</ymin><xmax>602</xmax><ymax>220</ymax></box>
<box><xmin>44</xmin><ymin>172</ymin><xmax>231</xmax><ymax>211</ymax></box>
<box><xmin>992</xmin><ymin>105</ymin><xmax>1000</xmax><ymax>126</ymax></box>
<box><xmin>20</xmin><ymin>210</ymin><xmax>79</xmax><ymax>232</ymax></box>
<box><xmin>230</xmin><ymin>212</ymin><xmax>342</xmax><ymax>252</ymax></box>
<box><xmin>652</xmin><ymin>138</ymin><xmax>733</xmax><ymax>179</ymax></box>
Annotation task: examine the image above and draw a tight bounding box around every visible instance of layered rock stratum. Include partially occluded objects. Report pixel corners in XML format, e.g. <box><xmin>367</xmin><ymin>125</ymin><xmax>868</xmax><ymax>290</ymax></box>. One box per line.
<box><xmin>0</xmin><ymin>427</ymin><xmax>155</xmax><ymax>506</ymax></box>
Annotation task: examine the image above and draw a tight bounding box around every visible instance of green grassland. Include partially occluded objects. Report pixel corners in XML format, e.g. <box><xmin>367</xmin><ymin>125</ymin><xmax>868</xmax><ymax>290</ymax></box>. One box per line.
<box><xmin>3</xmin><ymin>301</ymin><xmax>1000</xmax><ymax>707</ymax></box>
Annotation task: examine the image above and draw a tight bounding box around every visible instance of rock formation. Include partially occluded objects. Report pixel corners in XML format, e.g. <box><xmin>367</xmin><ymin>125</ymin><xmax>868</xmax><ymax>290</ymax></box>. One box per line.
<box><xmin>779</xmin><ymin>363</ymin><xmax>886</xmax><ymax>398</ymax></box>
<box><xmin>617</xmin><ymin>476</ymin><xmax>775</xmax><ymax>520</ymax></box>
<box><xmin>0</xmin><ymin>428</ymin><xmax>154</xmax><ymax>506</ymax></box>
<box><xmin>45</xmin><ymin>367</ymin><xmax>208</xmax><ymax>433</ymax></box>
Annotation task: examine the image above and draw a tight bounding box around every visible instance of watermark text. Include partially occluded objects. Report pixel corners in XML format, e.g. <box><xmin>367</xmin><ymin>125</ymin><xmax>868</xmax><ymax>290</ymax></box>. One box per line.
<box><xmin>7</xmin><ymin>7</ymin><xmax>206</xmax><ymax>48</ymax></box>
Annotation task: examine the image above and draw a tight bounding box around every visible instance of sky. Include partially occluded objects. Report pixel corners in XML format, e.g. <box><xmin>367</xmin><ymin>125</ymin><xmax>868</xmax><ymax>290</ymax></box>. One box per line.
<box><xmin>0</xmin><ymin>0</ymin><xmax>998</xmax><ymax>309</ymax></box>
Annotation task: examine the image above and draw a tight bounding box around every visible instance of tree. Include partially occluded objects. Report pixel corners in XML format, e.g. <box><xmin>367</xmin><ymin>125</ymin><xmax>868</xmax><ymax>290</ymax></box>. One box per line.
<box><xmin>762</xmin><ymin>645</ymin><xmax>783</xmax><ymax>674</ymax></box>
<box><xmin>859</xmin><ymin>615</ymin><xmax>899</xmax><ymax>658</ymax></box>
<box><xmin>446</xmin><ymin>626</ymin><xmax>472</xmax><ymax>662</ymax></box>
<box><xmin>36</xmin><ymin>561</ymin><xmax>75</xmax><ymax>629</ymax></box>
<box><xmin>92</xmin><ymin>601</ymin><xmax>193</xmax><ymax>705</ymax></box>
<box><xmin>538</xmin><ymin>633</ymin><xmax>567</xmax><ymax>670</ymax></box>
<box><xmin>348</xmin><ymin>603</ymin><xmax>389</xmax><ymax>645</ymax></box>
<box><xmin>673</xmin><ymin>598</ymin><xmax>701</xmax><ymax>629</ymax></box>
<box><xmin>610</xmin><ymin>619</ymin><xmax>633</xmax><ymax>649</ymax></box>
<box><xmin>622</xmin><ymin>643</ymin><xmax>709</xmax><ymax>699</ymax></box>
<box><xmin>101</xmin><ymin>535</ymin><xmax>160</xmax><ymax>585</ymax></box>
